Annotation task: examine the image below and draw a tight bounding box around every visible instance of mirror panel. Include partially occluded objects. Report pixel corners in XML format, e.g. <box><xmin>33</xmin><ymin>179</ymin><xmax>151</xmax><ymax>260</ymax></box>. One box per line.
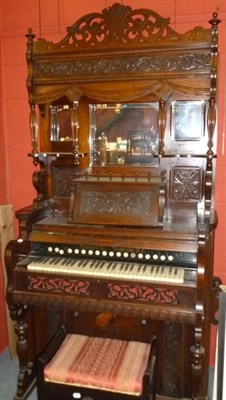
<box><xmin>170</xmin><ymin>100</ymin><xmax>206</xmax><ymax>141</ymax></box>
<box><xmin>89</xmin><ymin>103</ymin><xmax>159</xmax><ymax>166</ymax></box>
<box><xmin>50</xmin><ymin>105</ymin><xmax>72</xmax><ymax>142</ymax></box>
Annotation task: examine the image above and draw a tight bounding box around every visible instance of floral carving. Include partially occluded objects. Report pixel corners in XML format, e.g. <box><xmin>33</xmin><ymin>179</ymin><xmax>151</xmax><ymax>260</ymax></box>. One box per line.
<box><xmin>80</xmin><ymin>191</ymin><xmax>151</xmax><ymax>215</ymax></box>
<box><xmin>171</xmin><ymin>167</ymin><xmax>202</xmax><ymax>201</ymax></box>
<box><xmin>35</xmin><ymin>53</ymin><xmax>210</xmax><ymax>79</ymax></box>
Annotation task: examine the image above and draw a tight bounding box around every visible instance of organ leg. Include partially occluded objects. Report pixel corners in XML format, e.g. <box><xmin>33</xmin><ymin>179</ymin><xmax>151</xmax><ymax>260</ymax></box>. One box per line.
<box><xmin>9</xmin><ymin>303</ymin><xmax>36</xmax><ymax>400</ymax></box>
<box><xmin>190</xmin><ymin>325</ymin><xmax>206</xmax><ymax>400</ymax></box>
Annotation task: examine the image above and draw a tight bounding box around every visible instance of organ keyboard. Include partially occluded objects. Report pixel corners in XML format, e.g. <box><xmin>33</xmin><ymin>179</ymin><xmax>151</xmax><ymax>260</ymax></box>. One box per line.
<box><xmin>23</xmin><ymin>239</ymin><xmax>197</xmax><ymax>286</ymax></box>
<box><xmin>26</xmin><ymin>256</ymin><xmax>186</xmax><ymax>284</ymax></box>
<box><xmin>5</xmin><ymin>4</ymin><xmax>221</xmax><ymax>400</ymax></box>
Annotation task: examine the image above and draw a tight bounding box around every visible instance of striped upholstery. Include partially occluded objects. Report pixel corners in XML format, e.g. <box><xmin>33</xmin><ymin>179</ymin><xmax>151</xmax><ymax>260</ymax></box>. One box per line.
<box><xmin>44</xmin><ymin>334</ymin><xmax>151</xmax><ymax>395</ymax></box>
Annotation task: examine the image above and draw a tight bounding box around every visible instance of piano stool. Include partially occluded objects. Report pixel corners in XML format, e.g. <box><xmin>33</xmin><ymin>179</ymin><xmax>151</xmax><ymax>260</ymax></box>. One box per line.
<box><xmin>36</xmin><ymin>325</ymin><xmax>157</xmax><ymax>400</ymax></box>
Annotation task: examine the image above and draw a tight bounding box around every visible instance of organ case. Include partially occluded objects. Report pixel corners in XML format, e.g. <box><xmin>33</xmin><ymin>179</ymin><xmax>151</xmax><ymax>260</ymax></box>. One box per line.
<box><xmin>5</xmin><ymin>4</ymin><xmax>221</xmax><ymax>400</ymax></box>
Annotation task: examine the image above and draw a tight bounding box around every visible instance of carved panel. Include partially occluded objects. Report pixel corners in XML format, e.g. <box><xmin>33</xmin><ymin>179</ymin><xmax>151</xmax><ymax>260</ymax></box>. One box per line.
<box><xmin>108</xmin><ymin>284</ymin><xmax>178</xmax><ymax>303</ymax></box>
<box><xmin>170</xmin><ymin>167</ymin><xmax>202</xmax><ymax>201</ymax></box>
<box><xmin>70</xmin><ymin>181</ymin><xmax>163</xmax><ymax>227</ymax></box>
<box><xmin>28</xmin><ymin>276</ymin><xmax>90</xmax><ymax>295</ymax></box>
<box><xmin>35</xmin><ymin>53</ymin><xmax>211</xmax><ymax>79</ymax></box>
<box><xmin>46</xmin><ymin>307</ymin><xmax>63</xmax><ymax>338</ymax></box>
<box><xmin>15</xmin><ymin>292</ymin><xmax>196</xmax><ymax>324</ymax></box>
<box><xmin>162</xmin><ymin>322</ymin><xmax>181</xmax><ymax>397</ymax></box>
<box><xmin>81</xmin><ymin>191</ymin><xmax>151</xmax><ymax>215</ymax></box>
<box><xmin>52</xmin><ymin>166</ymin><xmax>74</xmax><ymax>197</ymax></box>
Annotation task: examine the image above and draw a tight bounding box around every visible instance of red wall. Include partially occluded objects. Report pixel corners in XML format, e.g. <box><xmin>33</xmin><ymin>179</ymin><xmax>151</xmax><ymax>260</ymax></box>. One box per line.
<box><xmin>0</xmin><ymin>2</ymin><xmax>8</xmax><ymax>352</ymax></box>
<box><xmin>0</xmin><ymin>0</ymin><xmax>225</xmax><ymax>364</ymax></box>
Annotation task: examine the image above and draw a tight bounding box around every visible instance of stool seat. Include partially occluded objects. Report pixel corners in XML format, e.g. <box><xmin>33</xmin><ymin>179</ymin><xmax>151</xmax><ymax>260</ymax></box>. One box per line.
<box><xmin>44</xmin><ymin>334</ymin><xmax>151</xmax><ymax>395</ymax></box>
<box><xmin>37</xmin><ymin>326</ymin><xmax>157</xmax><ymax>400</ymax></box>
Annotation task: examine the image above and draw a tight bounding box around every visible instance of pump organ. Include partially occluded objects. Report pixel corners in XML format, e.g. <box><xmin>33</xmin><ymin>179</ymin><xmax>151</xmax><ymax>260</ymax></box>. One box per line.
<box><xmin>5</xmin><ymin>4</ymin><xmax>221</xmax><ymax>400</ymax></box>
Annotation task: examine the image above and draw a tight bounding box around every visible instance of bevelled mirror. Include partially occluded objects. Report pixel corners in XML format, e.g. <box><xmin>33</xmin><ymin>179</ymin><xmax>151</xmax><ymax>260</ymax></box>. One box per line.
<box><xmin>49</xmin><ymin>105</ymin><xmax>72</xmax><ymax>142</ymax></box>
<box><xmin>89</xmin><ymin>103</ymin><xmax>159</xmax><ymax>167</ymax></box>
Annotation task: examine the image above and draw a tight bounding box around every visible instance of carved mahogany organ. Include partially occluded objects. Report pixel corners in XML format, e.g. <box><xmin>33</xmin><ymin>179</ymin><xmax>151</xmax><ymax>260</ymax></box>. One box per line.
<box><xmin>5</xmin><ymin>4</ymin><xmax>221</xmax><ymax>400</ymax></box>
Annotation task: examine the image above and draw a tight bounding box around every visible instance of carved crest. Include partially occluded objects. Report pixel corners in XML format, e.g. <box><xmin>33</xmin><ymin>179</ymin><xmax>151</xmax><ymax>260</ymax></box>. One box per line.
<box><xmin>34</xmin><ymin>2</ymin><xmax>211</xmax><ymax>51</ymax></box>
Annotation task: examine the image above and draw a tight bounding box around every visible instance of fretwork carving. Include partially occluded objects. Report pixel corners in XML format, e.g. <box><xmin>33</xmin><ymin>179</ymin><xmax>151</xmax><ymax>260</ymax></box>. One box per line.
<box><xmin>108</xmin><ymin>284</ymin><xmax>178</xmax><ymax>303</ymax></box>
<box><xmin>28</xmin><ymin>276</ymin><xmax>90</xmax><ymax>295</ymax></box>
<box><xmin>34</xmin><ymin>3</ymin><xmax>211</xmax><ymax>51</ymax></box>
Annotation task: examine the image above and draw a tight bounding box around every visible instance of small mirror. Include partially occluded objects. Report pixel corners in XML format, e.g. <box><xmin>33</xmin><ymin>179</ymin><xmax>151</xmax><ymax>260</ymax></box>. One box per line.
<box><xmin>171</xmin><ymin>100</ymin><xmax>205</xmax><ymax>141</ymax></box>
<box><xmin>89</xmin><ymin>103</ymin><xmax>159</xmax><ymax>166</ymax></box>
<box><xmin>50</xmin><ymin>105</ymin><xmax>72</xmax><ymax>142</ymax></box>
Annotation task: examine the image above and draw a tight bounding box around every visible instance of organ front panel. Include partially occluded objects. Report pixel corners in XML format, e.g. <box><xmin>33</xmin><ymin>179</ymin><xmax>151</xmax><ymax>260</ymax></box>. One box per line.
<box><xmin>5</xmin><ymin>4</ymin><xmax>221</xmax><ymax>400</ymax></box>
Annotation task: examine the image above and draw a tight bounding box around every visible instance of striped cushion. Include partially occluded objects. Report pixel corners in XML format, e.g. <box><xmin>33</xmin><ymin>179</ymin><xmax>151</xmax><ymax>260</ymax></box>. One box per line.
<box><xmin>44</xmin><ymin>334</ymin><xmax>151</xmax><ymax>395</ymax></box>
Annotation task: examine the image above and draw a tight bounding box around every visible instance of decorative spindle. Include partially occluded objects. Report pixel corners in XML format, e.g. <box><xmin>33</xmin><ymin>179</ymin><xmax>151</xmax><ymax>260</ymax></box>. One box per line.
<box><xmin>158</xmin><ymin>99</ymin><xmax>166</xmax><ymax>156</ymax></box>
<box><xmin>29</xmin><ymin>104</ymin><xmax>39</xmax><ymax>165</ymax></box>
<box><xmin>204</xmin><ymin>157</ymin><xmax>213</xmax><ymax>222</ymax></box>
<box><xmin>71</xmin><ymin>101</ymin><xmax>80</xmax><ymax>166</ymax></box>
<box><xmin>209</xmin><ymin>13</ymin><xmax>221</xmax><ymax>53</ymax></box>
<box><xmin>25</xmin><ymin>27</ymin><xmax>35</xmax><ymax>44</ymax></box>
<box><xmin>207</xmin><ymin>97</ymin><xmax>216</xmax><ymax>155</ymax></box>
<box><xmin>25</xmin><ymin>28</ymin><xmax>35</xmax><ymax>64</ymax></box>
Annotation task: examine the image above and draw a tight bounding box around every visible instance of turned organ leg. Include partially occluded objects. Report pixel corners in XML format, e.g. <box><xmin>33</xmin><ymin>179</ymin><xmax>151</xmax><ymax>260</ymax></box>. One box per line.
<box><xmin>190</xmin><ymin>324</ymin><xmax>206</xmax><ymax>400</ymax></box>
<box><xmin>9</xmin><ymin>304</ymin><xmax>36</xmax><ymax>400</ymax></box>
